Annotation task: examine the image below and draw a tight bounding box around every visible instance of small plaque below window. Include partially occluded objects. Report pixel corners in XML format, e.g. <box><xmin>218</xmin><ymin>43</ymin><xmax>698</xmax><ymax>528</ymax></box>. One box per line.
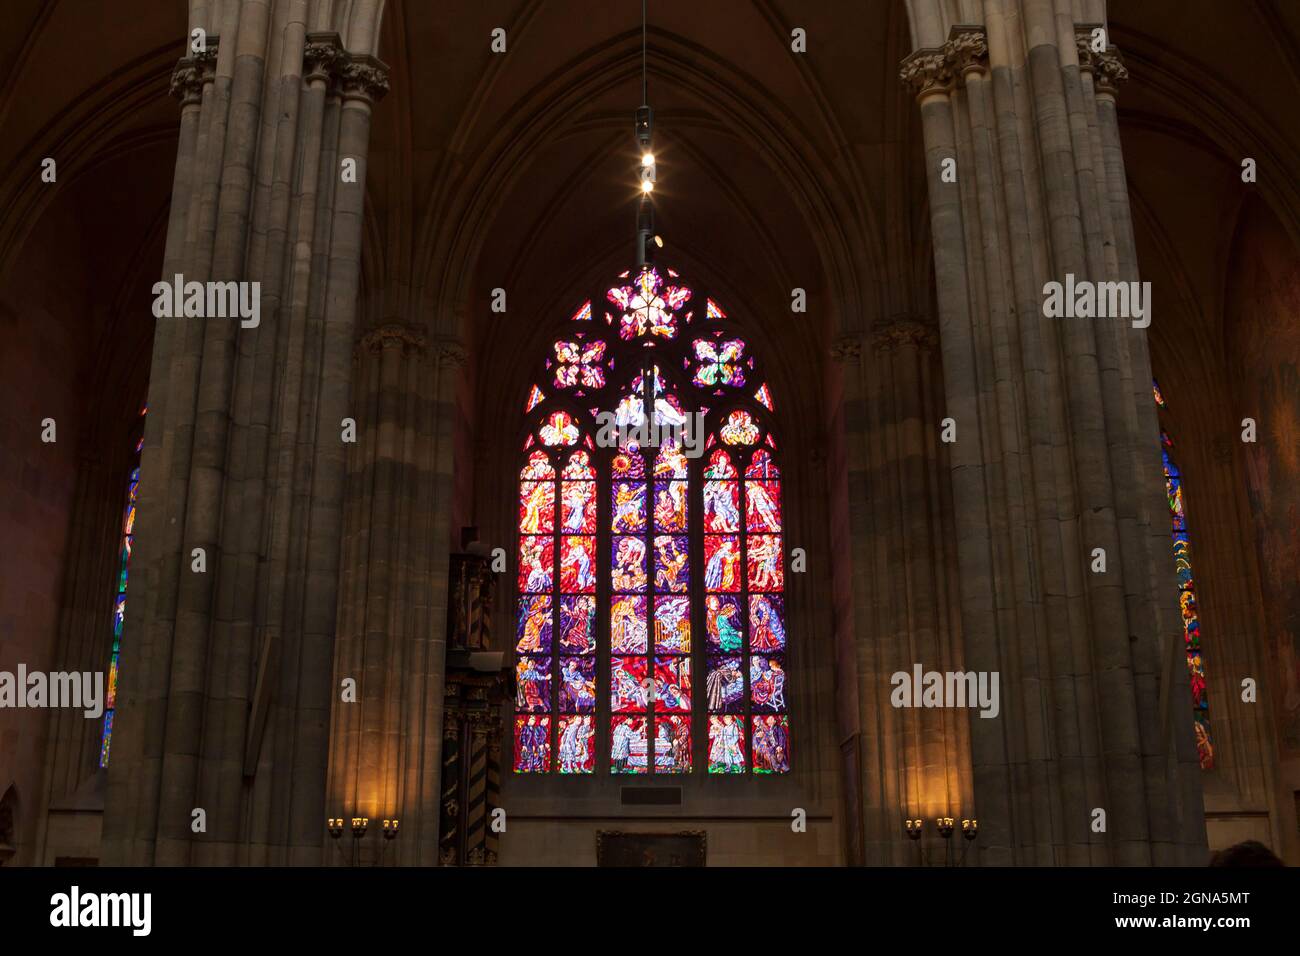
<box><xmin>596</xmin><ymin>830</ymin><xmax>705</xmax><ymax>867</ymax></box>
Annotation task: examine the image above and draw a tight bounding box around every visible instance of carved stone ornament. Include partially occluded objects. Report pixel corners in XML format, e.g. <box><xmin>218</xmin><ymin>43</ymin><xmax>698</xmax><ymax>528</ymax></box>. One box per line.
<box><xmin>1075</xmin><ymin>25</ymin><xmax>1129</xmax><ymax>94</ymax></box>
<box><xmin>359</xmin><ymin>323</ymin><xmax>428</xmax><ymax>356</ymax></box>
<box><xmin>304</xmin><ymin>31</ymin><xmax>348</xmax><ymax>85</ymax></box>
<box><xmin>872</xmin><ymin>317</ymin><xmax>939</xmax><ymax>353</ymax></box>
<box><xmin>829</xmin><ymin>334</ymin><xmax>865</xmax><ymax>363</ymax></box>
<box><xmin>340</xmin><ymin>55</ymin><xmax>391</xmax><ymax>103</ymax></box>
<box><xmin>945</xmin><ymin>26</ymin><xmax>989</xmax><ymax>77</ymax></box>
<box><xmin>899</xmin><ymin>25</ymin><xmax>989</xmax><ymax>97</ymax></box>
<box><xmin>169</xmin><ymin>40</ymin><xmax>219</xmax><ymax>107</ymax></box>
<box><xmin>434</xmin><ymin>338</ymin><xmax>469</xmax><ymax>369</ymax></box>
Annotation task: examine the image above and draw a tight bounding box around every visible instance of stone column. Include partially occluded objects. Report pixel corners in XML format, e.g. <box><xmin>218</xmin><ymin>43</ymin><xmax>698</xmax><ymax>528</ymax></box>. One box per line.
<box><xmin>831</xmin><ymin>319</ymin><xmax>971</xmax><ymax>866</ymax></box>
<box><xmin>899</xmin><ymin>6</ymin><xmax>1206</xmax><ymax>864</ymax></box>
<box><xmin>102</xmin><ymin>6</ymin><xmax>388</xmax><ymax>866</ymax></box>
<box><xmin>324</xmin><ymin>328</ymin><xmax>465</xmax><ymax>866</ymax></box>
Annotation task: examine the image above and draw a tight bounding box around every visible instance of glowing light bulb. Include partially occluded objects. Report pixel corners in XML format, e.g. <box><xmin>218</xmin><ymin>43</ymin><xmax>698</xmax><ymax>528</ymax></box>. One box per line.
<box><xmin>641</xmin><ymin>152</ymin><xmax>655</xmax><ymax>167</ymax></box>
<box><xmin>641</xmin><ymin>179</ymin><xmax>654</xmax><ymax>194</ymax></box>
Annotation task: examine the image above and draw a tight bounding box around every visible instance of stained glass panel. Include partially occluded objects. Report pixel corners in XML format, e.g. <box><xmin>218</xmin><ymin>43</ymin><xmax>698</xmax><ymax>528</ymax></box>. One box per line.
<box><xmin>516</xmin><ymin>266</ymin><xmax>789</xmax><ymax>775</ymax></box>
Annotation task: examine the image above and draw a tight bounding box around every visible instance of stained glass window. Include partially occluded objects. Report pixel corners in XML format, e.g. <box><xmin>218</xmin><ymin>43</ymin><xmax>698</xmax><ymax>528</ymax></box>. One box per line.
<box><xmin>100</xmin><ymin>404</ymin><xmax>146</xmax><ymax>767</ymax></box>
<box><xmin>515</xmin><ymin>265</ymin><xmax>788</xmax><ymax>774</ymax></box>
<box><xmin>1153</xmin><ymin>381</ymin><xmax>1212</xmax><ymax>770</ymax></box>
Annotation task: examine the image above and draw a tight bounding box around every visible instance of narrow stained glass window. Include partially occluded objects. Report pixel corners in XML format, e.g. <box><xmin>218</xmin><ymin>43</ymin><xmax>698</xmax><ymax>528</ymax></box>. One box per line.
<box><xmin>1154</xmin><ymin>380</ymin><xmax>1213</xmax><ymax>770</ymax></box>
<box><xmin>100</xmin><ymin>404</ymin><xmax>146</xmax><ymax>767</ymax></box>
<box><xmin>514</xmin><ymin>265</ymin><xmax>789</xmax><ymax>774</ymax></box>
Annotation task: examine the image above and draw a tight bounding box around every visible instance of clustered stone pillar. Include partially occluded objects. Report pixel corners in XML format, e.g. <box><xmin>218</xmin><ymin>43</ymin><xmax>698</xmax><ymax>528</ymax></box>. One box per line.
<box><xmin>325</xmin><ymin>327</ymin><xmax>465</xmax><ymax>866</ymax></box>
<box><xmin>900</xmin><ymin>5</ymin><xmax>1206</xmax><ymax>864</ymax></box>
<box><xmin>832</xmin><ymin>320</ymin><xmax>971</xmax><ymax>865</ymax></box>
<box><xmin>102</xmin><ymin>7</ymin><xmax>387</xmax><ymax>866</ymax></box>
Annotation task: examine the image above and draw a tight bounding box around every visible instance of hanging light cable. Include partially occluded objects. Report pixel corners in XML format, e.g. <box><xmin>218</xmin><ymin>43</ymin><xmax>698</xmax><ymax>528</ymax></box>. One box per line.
<box><xmin>635</xmin><ymin>0</ymin><xmax>656</xmax><ymax>265</ymax></box>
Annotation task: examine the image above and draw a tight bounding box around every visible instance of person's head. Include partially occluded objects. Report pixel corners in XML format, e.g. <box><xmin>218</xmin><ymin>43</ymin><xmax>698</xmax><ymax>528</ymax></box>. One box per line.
<box><xmin>1208</xmin><ymin>840</ymin><xmax>1284</xmax><ymax>867</ymax></box>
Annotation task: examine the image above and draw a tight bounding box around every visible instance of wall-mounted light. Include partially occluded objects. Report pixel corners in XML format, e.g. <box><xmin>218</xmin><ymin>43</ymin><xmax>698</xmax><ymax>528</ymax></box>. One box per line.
<box><xmin>936</xmin><ymin>816</ymin><xmax>955</xmax><ymax>839</ymax></box>
<box><xmin>961</xmin><ymin>818</ymin><xmax>979</xmax><ymax>841</ymax></box>
<box><xmin>904</xmin><ymin>818</ymin><xmax>924</xmax><ymax>841</ymax></box>
<box><xmin>326</xmin><ymin>817</ymin><xmax>344</xmax><ymax>839</ymax></box>
<box><xmin>351</xmin><ymin>817</ymin><xmax>369</xmax><ymax>839</ymax></box>
<box><xmin>382</xmin><ymin>818</ymin><xmax>400</xmax><ymax>841</ymax></box>
<box><xmin>641</xmin><ymin>152</ymin><xmax>655</xmax><ymax>167</ymax></box>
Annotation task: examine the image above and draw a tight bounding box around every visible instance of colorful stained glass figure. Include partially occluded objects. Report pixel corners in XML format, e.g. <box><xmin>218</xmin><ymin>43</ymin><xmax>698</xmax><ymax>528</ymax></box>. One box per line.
<box><xmin>720</xmin><ymin>410</ymin><xmax>760</xmax><ymax>445</ymax></box>
<box><xmin>708</xmin><ymin>716</ymin><xmax>746</xmax><ymax>773</ymax></box>
<box><xmin>610</xmin><ymin>657</ymin><xmax>650</xmax><ymax>711</ymax></box>
<box><xmin>652</xmin><ymin>658</ymin><xmax>692</xmax><ymax>712</ymax></box>
<box><xmin>653</xmin><ymin>596</ymin><xmax>691</xmax><ymax>652</ymax></box>
<box><xmin>553</xmin><ymin>339</ymin><xmax>607</xmax><ymax>389</ymax></box>
<box><xmin>516</xmin><ymin>595</ymin><xmax>553</xmax><ymax>653</ymax></box>
<box><xmin>538</xmin><ymin>411</ymin><xmax>580</xmax><ymax>446</ymax></box>
<box><xmin>749</xmin><ymin>594</ymin><xmax>786</xmax><ymax>653</ymax></box>
<box><xmin>653</xmin><ymin>481</ymin><xmax>689</xmax><ymax>531</ymax></box>
<box><xmin>706</xmin><ymin>595</ymin><xmax>745</xmax><ymax>653</ymax></box>
<box><xmin>610</xmin><ymin>596</ymin><xmax>648</xmax><ymax>653</ymax></box>
<box><xmin>525</xmin><ymin>384</ymin><xmax>546</xmax><ymax>412</ymax></box>
<box><xmin>704</xmin><ymin>479</ymin><xmax>741</xmax><ymax>532</ymax></box>
<box><xmin>611</xmin><ymin>481</ymin><xmax>647</xmax><ymax>533</ymax></box>
<box><xmin>521</xmin><ymin>449</ymin><xmax>555</xmax><ymax>479</ymax></box>
<box><xmin>611</xmin><ymin>716</ymin><xmax>648</xmax><ymax>774</ymax></box>
<box><xmin>754</xmin><ymin>383</ymin><xmax>774</xmax><ymax>411</ymax></box>
<box><xmin>750</xmin><ymin>655</ymin><xmax>787</xmax><ymax>712</ymax></box>
<box><xmin>560</xmin><ymin>479</ymin><xmax>596</xmax><ymax>533</ymax></box>
<box><xmin>515</xmin><ymin>715</ymin><xmax>551</xmax><ymax>773</ymax></box>
<box><xmin>704</xmin><ymin>535</ymin><xmax>742</xmax><ymax>592</ymax></box>
<box><xmin>706</xmin><ymin>657</ymin><xmax>745</xmax><ymax>712</ymax></box>
<box><xmin>519</xmin><ymin>481</ymin><xmax>555</xmax><ymax>533</ymax></box>
<box><xmin>653</xmin><ymin>535</ymin><xmax>690</xmax><ymax>593</ymax></box>
<box><xmin>563</xmin><ymin>449</ymin><xmax>597</xmax><ymax>479</ymax></box>
<box><xmin>516</xmin><ymin>656</ymin><xmax>552</xmax><ymax>712</ymax></box>
<box><xmin>746</xmin><ymin>534</ymin><xmax>784</xmax><ymax>591</ymax></box>
<box><xmin>752</xmin><ymin>715</ymin><xmax>790</xmax><ymax>773</ymax></box>
<box><xmin>705</xmin><ymin>448</ymin><xmax>737</xmax><ymax>478</ymax></box>
<box><xmin>518</xmin><ymin>536</ymin><xmax>554</xmax><ymax>592</ymax></box>
<box><xmin>559</xmin><ymin>595</ymin><xmax>596</xmax><ymax>654</ymax></box>
<box><xmin>654</xmin><ymin>443</ymin><xmax>689</xmax><ymax>478</ymax></box>
<box><xmin>560</xmin><ymin>535</ymin><xmax>597</xmax><ymax>593</ymax></box>
<box><xmin>559</xmin><ymin>657</ymin><xmax>597</xmax><ymax>713</ymax></box>
<box><xmin>691</xmin><ymin>337</ymin><xmax>747</xmax><ymax>388</ymax></box>
<box><xmin>654</xmin><ymin>716</ymin><xmax>692</xmax><ymax>772</ymax></box>
<box><xmin>745</xmin><ymin>480</ymin><xmax>782</xmax><ymax>532</ymax></box>
<box><xmin>557</xmin><ymin>715</ymin><xmax>595</xmax><ymax>773</ymax></box>
<box><xmin>612</xmin><ymin>536</ymin><xmax>648</xmax><ymax>592</ymax></box>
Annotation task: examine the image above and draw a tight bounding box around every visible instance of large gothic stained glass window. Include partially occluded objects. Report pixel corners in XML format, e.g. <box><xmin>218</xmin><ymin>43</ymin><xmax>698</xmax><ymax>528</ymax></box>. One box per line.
<box><xmin>514</xmin><ymin>266</ymin><xmax>789</xmax><ymax>775</ymax></box>
<box><xmin>1153</xmin><ymin>381</ymin><xmax>1212</xmax><ymax>770</ymax></box>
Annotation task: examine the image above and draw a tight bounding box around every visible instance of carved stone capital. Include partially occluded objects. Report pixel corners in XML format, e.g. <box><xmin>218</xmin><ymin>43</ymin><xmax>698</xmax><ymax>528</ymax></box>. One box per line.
<box><xmin>872</xmin><ymin>317</ymin><xmax>939</xmax><ymax>353</ymax></box>
<box><xmin>169</xmin><ymin>39</ymin><xmax>219</xmax><ymax>107</ymax></box>
<box><xmin>433</xmin><ymin>338</ymin><xmax>469</xmax><ymax>369</ymax></box>
<box><xmin>945</xmin><ymin>25</ymin><xmax>989</xmax><ymax>78</ymax></box>
<box><xmin>358</xmin><ymin>323</ymin><xmax>427</xmax><ymax>356</ymax></box>
<box><xmin>1075</xmin><ymin>25</ymin><xmax>1128</xmax><ymax>94</ymax></box>
<box><xmin>304</xmin><ymin>31</ymin><xmax>347</xmax><ymax>85</ymax></box>
<box><xmin>1094</xmin><ymin>48</ymin><xmax>1129</xmax><ymax>94</ymax></box>
<box><xmin>900</xmin><ymin>26</ymin><xmax>988</xmax><ymax>98</ymax></box>
<box><xmin>899</xmin><ymin>50</ymin><xmax>952</xmax><ymax>99</ymax></box>
<box><xmin>340</xmin><ymin>54</ymin><xmax>390</xmax><ymax>104</ymax></box>
<box><xmin>829</xmin><ymin>333</ymin><xmax>865</xmax><ymax>363</ymax></box>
